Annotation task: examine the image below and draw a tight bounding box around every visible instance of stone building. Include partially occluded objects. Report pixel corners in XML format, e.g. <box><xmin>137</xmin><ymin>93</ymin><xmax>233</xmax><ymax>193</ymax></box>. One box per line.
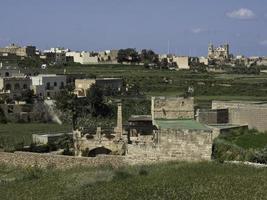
<box><xmin>0</xmin><ymin>44</ymin><xmax>36</xmax><ymax>57</ymax></box>
<box><xmin>31</xmin><ymin>74</ymin><xmax>66</xmax><ymax>98</ymax></box>
<box><xmin>212</xmin><ymin>100</ymin><xmax>267</xmax><ymax>132</ymax></box>
<box><xmin>74</xmin><ymin>78</ymin><xmax>123</xmax><ymax>97</ymax></box>
<box><xmin>73</xmin><ymin>103</ymin><xmax>127</xmax><ymax>157</ymax></box>
<box><xmin>196</xmin><ymin>109</ymin><xmax>229</xmax><ymax>125</ymax></box>
<box><xmin>208</xmin><ymin>43</ymin><xmax>230</xmax><ymax>60</ymax></box>
<box><xmin>172</xmin><ymin>56</ymin><xmax>190</xmax><ymax>70</ymax></box>
<box><xmin>0</xmin><ymin>102</ymin><xmax>51</xmax><ymax>123</ymax></box>
<box><xmin>151</xmin><ymin>96</ymin><xmax>194</xmax><ymax>120</ymax></box>
<box><xmin>66</xmin><ymin>52</ymin><xmax>98</xmax><ymax>64</ymax></box>
<box><xmin>125</xmin><ymin>96</ymin><xmax>216</xmax><ymax>162</ymax></box>
<box><xmin>0</xmin><ymin>76</ymin><xmax>32</xmax><ymax>98</ymax></box>
<box><xmin>0</xmin><ymin>67</ymin><xmax>21</xmax><ymax>78</ymax></box>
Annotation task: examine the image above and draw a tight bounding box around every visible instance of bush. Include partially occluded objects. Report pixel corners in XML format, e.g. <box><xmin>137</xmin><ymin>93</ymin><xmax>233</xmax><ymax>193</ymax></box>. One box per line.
<box><xmin>251</xmin><ymin>146</ymin><xmax>267</xmax><ymax>164</ymax></box>
<box><xmin>212</xmin><ymin>138</ymin><xmax>255</xmax><ymax>162</ymax></box>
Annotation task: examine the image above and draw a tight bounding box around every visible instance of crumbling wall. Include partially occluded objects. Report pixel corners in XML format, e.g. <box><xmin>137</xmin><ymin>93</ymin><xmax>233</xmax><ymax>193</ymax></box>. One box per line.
<box><xmin>152</xmin><ymin>97</ymin><xmax>194</xmax><ymax>120</ymax></box>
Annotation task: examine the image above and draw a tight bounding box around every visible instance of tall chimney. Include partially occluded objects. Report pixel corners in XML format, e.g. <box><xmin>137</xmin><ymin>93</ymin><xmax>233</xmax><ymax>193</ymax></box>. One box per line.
<box><xmin>115</xmin><ymin>102</ymin><xmax>123</xmax><ymax>139</ymax></box>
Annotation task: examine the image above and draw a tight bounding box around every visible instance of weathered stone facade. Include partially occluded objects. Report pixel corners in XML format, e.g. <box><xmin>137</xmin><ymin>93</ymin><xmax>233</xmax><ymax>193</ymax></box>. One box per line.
<box><xmin>151</xmin><ymin>96</ymin><xmax>194</xmax><ymax>120</ymax></box>
<box><xmin>196</xmin><ymin>108</ymin><xmax>229</xmax><ymax>125</ymax></box>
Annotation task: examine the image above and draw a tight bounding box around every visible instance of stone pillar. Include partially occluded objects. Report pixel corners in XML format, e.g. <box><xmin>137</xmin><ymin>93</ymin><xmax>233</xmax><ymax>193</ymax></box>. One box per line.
<box><xmin>96</xmin><ymin>127</ymin><xmax>101</xmax><ymax>141</ymax></box>
<box><xmin>73</xmin><ymin>129</ymin><xmax>82</xmax><ymax>157</ymax></box>
<box><xmin>115</xmin><ymin>103</ymin><xmax>123</xmax><ymax>139</ymax></box>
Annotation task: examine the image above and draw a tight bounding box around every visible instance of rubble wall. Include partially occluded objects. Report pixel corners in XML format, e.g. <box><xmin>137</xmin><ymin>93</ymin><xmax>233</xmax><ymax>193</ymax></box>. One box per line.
<box><xmin>0</xmin><ymin>152</ymin><xmax>125</xmax><ymax>169</ymax></box>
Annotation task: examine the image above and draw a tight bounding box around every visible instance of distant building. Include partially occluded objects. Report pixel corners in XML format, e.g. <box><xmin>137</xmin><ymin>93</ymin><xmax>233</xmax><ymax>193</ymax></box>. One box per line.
<box><xmin>74</xmin><ymin>79</ymin><xmax>96</xmax><ymax>97</ymax></box>
<box><xmin>199</xmin><ymin>57</ymin><xmax>208</xmax><ymax>65</ymax></box>
<box><xmin>66</xmin><ymin>51</ymin><xmax>98</xmax><ymax>64</ymax></box>
<box><xmin>74</xmin><ymin>78</ymin><xmax>123</xmax><ymax>97</ymax></box>
<box><xmin>0</xmin><ymin>76</ymin><xmax>32</xmax><ymax>98</ymax></box>
<box><xmin>31</xmin><ymin>74</ymin><xmax>66</xmax><ymax>98</ymax></box>
<box><xmin>0</xmin><ymin>66</ymin><xmax>21</xmax><ymax>77</ymax></box>
<box><xmin>0</xmin><ymin>43</ymin><xmax>36</xmax><ymax>57</ymax></box>
<box><xmin>98</xmin><ymin>50</ymin><xmax>118</xmax><ymax>63</ymax></box>
<box><xmin>172</xmin><ymin>56</ymin><xmax>190</xmax><ymax>70</ymax></box>
<box><xmin>208</xmin><ymin>43</ymin><xmax>230</xmax><ymax>60</ymax></box>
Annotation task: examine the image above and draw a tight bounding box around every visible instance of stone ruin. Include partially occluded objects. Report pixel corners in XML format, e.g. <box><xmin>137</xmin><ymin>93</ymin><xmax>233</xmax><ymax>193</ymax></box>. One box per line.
<box><xmin>73</xmin><ymin>97</ymin><xmax>218</xmax><ymax>163</ymax></box>
<box><xmin>73</xmin><ymin>102</ymin><xmax>127</xmax><ymax>157</ymax></box>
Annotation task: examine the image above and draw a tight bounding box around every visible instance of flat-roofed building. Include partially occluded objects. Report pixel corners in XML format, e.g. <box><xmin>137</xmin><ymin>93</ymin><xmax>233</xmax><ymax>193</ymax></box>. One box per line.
<box><xmin>172</xmin><ymin>56</ymin><xmax>190</xmax><ymax>70</ymax></box>
<box><xmin>74</xmin><ymin>78</ymin><xmax>123</xmax><ymax>97</ymax></box>
<box><xmin>66</xmin><ymin>52</ymin><xmax>98</xmax><ymax>64</ymax></box>
<box><xmin>0</xmin><ymin>43</ymin><xmax>36</xmax><ymax>57</ymax></box>
<box><xmin>0</xmin><ymin>76</ymin><xmax>32</xmax><ymax>98</ymax></box>
<box><xmin>212</xmin><ymin>100</ymin><xmax>267</xmax><ymax>132</ymax></box>
<box><xmin>31</xmin><ymin>74</ymin><xmax>66</xmax><ymax>98</ymax></box>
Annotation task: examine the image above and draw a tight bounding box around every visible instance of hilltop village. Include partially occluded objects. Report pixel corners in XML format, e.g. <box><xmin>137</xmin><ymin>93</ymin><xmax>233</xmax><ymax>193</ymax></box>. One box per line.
<box><xmin>0</xmin><ymin>43</ymin><xmax>267</xmax><ymax>167</ymax></box>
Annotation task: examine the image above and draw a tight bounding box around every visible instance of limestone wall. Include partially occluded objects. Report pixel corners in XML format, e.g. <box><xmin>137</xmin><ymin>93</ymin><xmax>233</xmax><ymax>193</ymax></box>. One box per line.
<box><xmin>157</xmin><ymin>129</ymin><xmax>213</xmax><ymax>161</ymax></box>
<box><xmin>0</xmin><ymin>152</ymin><xmax>125</xmax><ymax>169</ymax></box>
<box><xmin>212</xmin><ymin>101</ymin><xmax>267</xmax><ymax>132</ymax></box>
<box><xmin>152</xmin><ymin>97</ymin><xmax>194</xmax><ymax>120</ymax></box>
<box><xmin>127</xmin><ymin>129</ymin><xmax>215</xmax><ymax>162</ymax></box>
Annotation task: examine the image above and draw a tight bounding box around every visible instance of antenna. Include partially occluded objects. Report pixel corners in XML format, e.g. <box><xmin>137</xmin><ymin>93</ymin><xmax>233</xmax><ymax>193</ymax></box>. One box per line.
<box><xmin>167</xmin><ymin>40</ymin><xmax>170</xmax><ymax>55</ymax></box>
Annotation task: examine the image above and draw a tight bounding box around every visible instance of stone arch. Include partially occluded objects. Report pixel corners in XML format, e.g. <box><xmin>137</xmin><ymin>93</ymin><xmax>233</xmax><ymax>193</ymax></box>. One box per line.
<box><xmin>88</xmin><ymin>147</ymin><xmax>112</xmax><ymax>157</ymax></box>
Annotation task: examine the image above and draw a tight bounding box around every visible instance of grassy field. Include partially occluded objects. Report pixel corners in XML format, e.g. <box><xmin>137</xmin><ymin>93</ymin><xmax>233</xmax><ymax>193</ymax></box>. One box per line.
<box><xmin>1</xmin><ymin>161</ymin><xmax>267</xmax><ymax>200</ymax></box>
<box><xmin>0</xmin><ymin>123</ymin><xmax>72</xmax><ymax>145</ymax></box>
<box><xmin>43</xmin><ymin>64</ymin><xmax>267</xmax><ymax>98</ymax></box>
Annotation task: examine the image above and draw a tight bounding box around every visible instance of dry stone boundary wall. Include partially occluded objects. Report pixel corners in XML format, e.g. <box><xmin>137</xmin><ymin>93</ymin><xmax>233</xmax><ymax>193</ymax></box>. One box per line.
<box><xmin>0</xmin><ymin>152</ymin><xmax>125</xmax><ymax>169</ymax></box>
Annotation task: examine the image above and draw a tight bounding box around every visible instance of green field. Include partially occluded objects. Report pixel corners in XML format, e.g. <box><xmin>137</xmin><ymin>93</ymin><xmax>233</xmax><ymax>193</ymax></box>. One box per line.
<box><xmin>43</xmin><ymin>64</ymin><xmax>267</xmax><ymax>99</ymax></box>
<box><xmin>1</xmin><ymin>161</ymin><xmax>267</xmax><ymax>200</ymax></box>
<box><xmin>0</xmin><ymin>123</ymin><xmax>72</xmax><ymax>145</ymax></box>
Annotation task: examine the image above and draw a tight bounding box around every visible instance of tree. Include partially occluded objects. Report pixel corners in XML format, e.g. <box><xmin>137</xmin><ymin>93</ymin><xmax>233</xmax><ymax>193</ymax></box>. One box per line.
<box><xmin>117</xmin><ymin>48</ymin><xmax>140</xmax><ymax>63</ymax></box>
<box><xmin>86</xmin><ymin>84</ymin><xmax>113</xmax><ymax>117</ymax></box>
<box><xmin>140</xmin><ymin>49</ymin><xmax>159</xmax><ymax>64</ymax></box>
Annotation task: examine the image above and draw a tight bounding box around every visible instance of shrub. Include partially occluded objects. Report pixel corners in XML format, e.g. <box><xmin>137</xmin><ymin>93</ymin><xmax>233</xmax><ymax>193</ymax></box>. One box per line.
<box><xmin>251</xmin><ymin>146</ymin><xmax>267</xmax><ymax>164</ymax></box>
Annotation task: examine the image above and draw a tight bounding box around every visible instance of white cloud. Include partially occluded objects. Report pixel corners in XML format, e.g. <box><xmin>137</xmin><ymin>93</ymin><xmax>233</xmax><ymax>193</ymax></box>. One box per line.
<box><xmin>192</xmin><ymin>28</ymin><xmax>204</xmax><ymax>34</ymax></box>
<box><xmin>226</xmin><ymin>8</ymin><xmax>255</xmax><ymax>20</ymax></box>
<box><xmin>259</xmin><ymin>40</ymin><xmax>267</xmax><ymax>46</ymax></box>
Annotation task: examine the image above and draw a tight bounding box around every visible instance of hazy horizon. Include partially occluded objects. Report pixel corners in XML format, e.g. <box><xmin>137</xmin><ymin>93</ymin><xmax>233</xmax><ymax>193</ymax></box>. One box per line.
<box><xmin>1</xmin><ymin>0</ymin><xmax>267</xmax><ymax>56</ymax></box>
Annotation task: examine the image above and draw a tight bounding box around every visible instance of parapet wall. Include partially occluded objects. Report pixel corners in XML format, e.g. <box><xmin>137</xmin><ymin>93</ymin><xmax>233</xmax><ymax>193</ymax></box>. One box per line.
<box><xmin>152</xmin><ymin>97</ymin><xmax>194</xmax><ymax>120</ymax></box>
<box><xmin>0</xmin><ymin>152</ymin><xmax>125</xmax><ymax>169</ymax></box>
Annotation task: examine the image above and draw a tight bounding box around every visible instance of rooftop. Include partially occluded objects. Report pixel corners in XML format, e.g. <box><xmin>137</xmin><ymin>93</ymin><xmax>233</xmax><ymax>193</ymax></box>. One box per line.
<box><xmin>154</xmin><ymin>119</ymin><xmax>211</xmax><ymax>131</ymax></box>
<box><xmin>128</xmin><ymin>115</ymin><xmax>152</xmax><ymax>122</ymax></box>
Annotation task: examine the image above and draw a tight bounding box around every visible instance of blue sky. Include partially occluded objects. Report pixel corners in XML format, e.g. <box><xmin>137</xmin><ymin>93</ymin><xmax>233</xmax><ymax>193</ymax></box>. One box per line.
<box><xmin>0</xmin><ymin>0</ymin><xmax>267</xmax><ymax>56</ymax></box>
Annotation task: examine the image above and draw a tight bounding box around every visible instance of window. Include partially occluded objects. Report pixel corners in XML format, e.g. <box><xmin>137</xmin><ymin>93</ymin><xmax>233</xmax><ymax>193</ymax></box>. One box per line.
<box><xmin>23</xmin><ymin>84</ymin><xmax>27</xmax><ymax>89</ymax></box>
<box><xmin>54</xmin><ymin>82</ymin><xmax>57</xmax><ymax>87</ymax></box>
<box><xmin>60</xmin><ymin>82</ymin><xmax>64</xmax><ymax>88</ymax></box>
<box><xmin>46</xmin><ymin>82</ymin><xmax>51</xmax><ymax>89</ymax></box>
<box><xmin>14</xmin><ymin>83</ymin><xmax>20</xmax><ymax>90</ymax></box>
<box><xmin>5</xmin><ymin>84</ymin><xmax>11</xmax><ymax>90</ymax></box>
<box><xmin>5</xmin><ymin>72</ymin><xmax>9</xmax><ymax>77</ymax></box>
